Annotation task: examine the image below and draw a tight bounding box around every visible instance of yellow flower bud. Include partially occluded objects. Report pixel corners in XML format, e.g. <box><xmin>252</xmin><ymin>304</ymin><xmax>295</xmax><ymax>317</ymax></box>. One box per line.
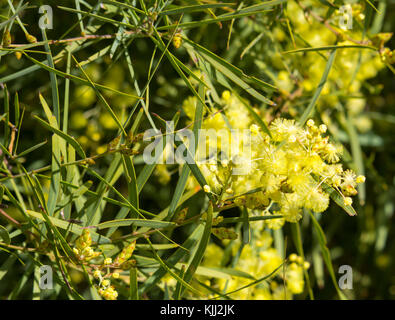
<box><xmin>319</xmin><ymin>124</ymin><xmax>327</xmax><ymax>133</ymax></box>
<box><xmin>289</xmin><ymin>253</ymin><xmax>298</xmax><ymax>262</ymax></box>
<box><xmin>307</xmin><ymin>119</ymin><xmax>315</xmax><ymax>127</ymax></box>
<box><xmin>15</xmin><ymin>51</ymin><xmax>22</xmax><ymax>60</ymax></box>
<box><xmin>344</xmin><ymin>197</ymin><xmax>353</xmax><ymax>206</ymax></box>
<box><xmin>172</xmin><ymin>33</ymin><xmax>182</xmax><ymax>49</ymax></box>
<box><xmin>333</xmin><ymin>176</ymin><xmax>342</xmax><ymax>187</ymax></box>
<box><xmin>75</xmin><ymin>230</ymin><xmax>91</xmax><ymax>250</ymax></box>
<box><xmin>82</xmin><ymin>247</ymin><xmax>94</xmax><ymax>257</ymax></box>
<box><xmin>25</xmin><ymin>33</ymin><xmax>37</xmax><ymax>43</ymax></box>
<box><xmin>250</xmin><ymin>124</ymin><xmax>260</xmax><ymax>135</ymax></box>
<box><xmin>296</xmin><ymin>256</ymin><xmax>304</xmax><ymax>264</ymax></box>
<box><xmin>222</xmin><ymin>90</ymin><xmax>231</xmax><ymax>101</ymax></box>
<box><xmin>101</xmin><ymin>279</ymin><xmax>110</xmax><ymax>287</ymax></box>
<box><xmin>221</xmin><ymin>159</ymin><xmax>229</xmax><ymax>167</ymax></box>
<box><xmin>288</xmin><ymin>135</ymin><xmax>296</xmax><ymax>143</ymax></box>
<box><xmin>93</xmin><ymin>270</ymin><xmax>101</xmax><ymax>279</ymax></box>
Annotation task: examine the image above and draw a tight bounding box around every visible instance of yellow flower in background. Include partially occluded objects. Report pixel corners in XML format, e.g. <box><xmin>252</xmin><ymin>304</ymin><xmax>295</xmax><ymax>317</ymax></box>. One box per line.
<box><xmin>74</xmin><ymin>85</ymin><xmax>96</xmax><ymax>108</ymax></box>
<box><xmin>285</xmin><ymin>262</ymin><xmax>305</xmax><ymax>294</ymax></box>
<box><xmin>180</xmin><ymin>91</ymin><xmax>362</xmax><ymax>223</ymax></box>
<box><xmin>70</xmin><ymin>111</ymin><xmax>88</xmax><ymax>129</ymax></box>
<box><xmin>154</xmin><ymin>164</ymin><xmax>171</xmax><ymax>185</ymax></box>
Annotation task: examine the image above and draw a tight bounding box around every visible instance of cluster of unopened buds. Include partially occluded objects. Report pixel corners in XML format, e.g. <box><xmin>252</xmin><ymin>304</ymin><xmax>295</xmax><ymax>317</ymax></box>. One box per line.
<box><xmin>212</xmin><ymin>226</ymin><xmax>238</xmax><ymax>240</ymax></box>
<box><xmin>72</xmin><ymin>229</ymin><xmax>138</xmax><ymax>300</ymax></box>
<box><xmin>289</xmin><ymin>253</ymin><xmax>310</xmax><ymax>270</ymax></box>
<box><xmin>304</xmin><ymin>119</ymin><xmax>366</xmax><ymax>207</ymax></box>
<box><xmin>93</xmin><ymin>240</ymin><xmax>137</xmax><ymax>300</ymax></box>
<box><xmin>94</xmin><ymin>258</ymin><xmax>120</xmax><ymax>301</ymax></box>
<box><xmin>172</xmin><ymin>32</ymin><xmax>182</xmax><ymax>49</ymax></box>
<box><xmin>107</xmin><ymin>132</ymin><xmax>144</xmax><ymax>156</ymax></box>
<box><xmin>380</xmin><ymin>47</ymin><xmax>395</xmax><ymax>64</ymax></box>
<box><xmin>283</xmin><ymin>254</ymin><xmax>311</xmax><ymax>294</ymax></box>
<box><xmin>73</xmin><ymin>229</ymin><xmax>102</xmax><ymax>262</ymax></box>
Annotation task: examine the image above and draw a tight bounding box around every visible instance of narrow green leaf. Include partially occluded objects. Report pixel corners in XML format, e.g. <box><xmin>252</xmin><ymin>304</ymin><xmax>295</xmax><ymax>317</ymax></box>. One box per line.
<box><xmin>158</xmin><ymin>9</ymin><xmax>271</xmax><ymax>30</ymax></box>
<box><xmin>166</xmin><ymin>83</ymin><xmax>205</xmax><ymax>221</ymax></box>
<box><xmin>41</xmin><ymin>28</ymin><xmax>60</xmax><ymax>123</ymax></box>
<box><xmin>219</xmin><ymin>215</ymin><xmax>283</xmax><ymax>224</ymax></box>
<box><xmin>160</xmin><ymin>3</ymin><xmax>235</xmax><ymax>15</ymax></box>
<box><xmin>180</xmin><ymin>203</ymin><xmax>213</xmax><ymax>297</ymax></box>
<box><xmin>145</xmin><ymin>238</ymin><xmax>202</xmax><ymax>296</ymax></box>
<box><xmin>25</xmin><ymin>210</ymin><xmax>111</xmax><ymax>244</ymax></box>
<box><xmin>283</xmin><ymin>45</ymin><xmax>376</xmax><ymax>54</ymax></box>
<box><xmin>308</xmin><ymin>211</ymin><xmax>347</xmax><ymax>300</ymax></box>
<box><xmin>211</xmin><ymin>262</ymin><xmax>284</xmax><ymax>299</ymax></box>
<box><xmin>3</xmin><ymin>85</ymin><xmax>10</xmax><ymax>148</ymax></box>
<box><xmin>129</xmin><ymin>268</ymin><xmax>139</xmax><ymax>300</ymax></box>
<box><xmin>72</xmin><ymin>55</ymin><xmax>127</xmax><ymax>137</ymax></box>
<box><xmin>58</xmin><ymin>6</ymin><xmax>135</xmax><ymax>29</ymax></box>
<box><xmin>241</xmin><ymin>207</ymin><xmax>250</xmax><ymax>244</ymax></box>
<box><xmin>139</xmin><ymin>224</ymin><xmax>204</xmax><ymax>294</ymax></box>
<box><xmin>15</xmin><ymin>140</ymin><xmax>48</xmax><ymax>159</ymax></box>
<box><xmin>101</xmin><ymin>0</ymin><xmax>145</xmax><ymax>14</ymax></box>
<box><xmin>298</xmin><ymin>50</ymin><xmax>336</xmax><ymax>126</ymax></box>
<box><xmin>23</xmin><ymin>53</ymin><xmax>141</xmax><ymax>100</ymax></box>
<box><xmin>173</xmin><ymin>265</ymin><xmax>186</xmax><ymax>300</ymax></box>
<box><xmin>150</xmin><ymin>33</ymin><xmax>211</xmax><ymax>113</ymax></box>
<box><xmin>33</xmin><ymin>115</ymin><xmax>86</xmax><ymax>159</ymax></box>
<box><xmin>291</xmin><ymin>222</ymin><xmax>314</xmax><ymax>299</ymax></box>
<box><xmin>233</xmin><ymin>91</ymin><xmax>272</xmax><ymax>138</ymax></box>
<box><xmin>345</xmin><ymin>115</ymin><xmax>365</xmax><ymax>205</ymax></box>
<box><xmin>96</xmin><ymin>218</ymin><xmax>176</xmax><ymax>230</ymax></box>
<box><xmin>0</xmin><ymin>225</ymin><xmax>10</xmax><ymax>245</ymax></box>
<box><xmin>231</xmin><ymin>0</ymin><xmax>287</xmax><ymax>14</ymax></box>
<box><xmin>122</xmin><ymin>155</ymin><xmax>139</xmax><ymax>209</ymax></box>
<box><xmin>184</xmin><ymin>39</ymin><xmax>276</xmax><ymax>104</ymax></box>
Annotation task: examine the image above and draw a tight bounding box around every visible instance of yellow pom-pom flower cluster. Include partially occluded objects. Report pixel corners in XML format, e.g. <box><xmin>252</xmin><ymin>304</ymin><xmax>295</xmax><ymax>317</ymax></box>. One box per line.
<box><xmin>183</xmin><ymin>91</ymin><xmax>364</xmax><ymax>223</ymax></box>
<box><xmin>158</xmin><ymin>89</ymin><xmax>367</xmax><ymax>300</ymax></box>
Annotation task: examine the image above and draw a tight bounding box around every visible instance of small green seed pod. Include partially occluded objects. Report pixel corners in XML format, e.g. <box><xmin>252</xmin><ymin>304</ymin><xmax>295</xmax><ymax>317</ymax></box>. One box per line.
<box><xmin>25</xmin><ymin>33</ymin><xmax>37</xmax><ymax>43</ymax></box>
<box><xmin>115</xmin><ymin>240</ymin><xmax>136</xmax><ymax>266</ymax></box>
<box><xmin>120</xmin><ymin>259</ymin><xmax>137</xmax><ymax>270</ymax></box>
<box><xmin>2</xmin><ymin>30</ymin><xmax>11</xmax><ymax>47</ymax></box>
